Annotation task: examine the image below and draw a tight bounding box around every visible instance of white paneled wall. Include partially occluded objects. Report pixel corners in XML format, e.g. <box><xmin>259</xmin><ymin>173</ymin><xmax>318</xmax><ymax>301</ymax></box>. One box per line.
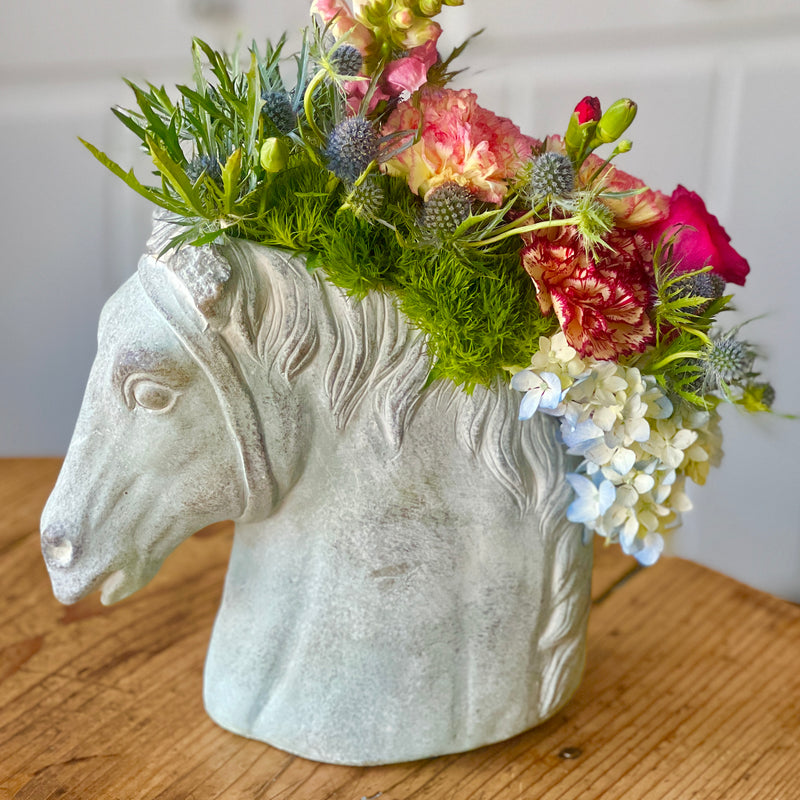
<box><xmin>1</xmin><ymin>1</ymin><xmax>798</xmax><ymax>598</ymax></box>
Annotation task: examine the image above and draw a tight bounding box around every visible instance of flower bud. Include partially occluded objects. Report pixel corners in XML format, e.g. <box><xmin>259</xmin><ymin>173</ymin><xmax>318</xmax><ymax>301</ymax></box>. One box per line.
<box><xmin>595</xmin><ymin>98</ymin><xmax>637</xmax><ymax>144</ymax></box>
<box><xmin>574</xmin><ymin>96</ymin><xmax>602</xmax><ymax>125</ymax></box>
<box><xmin>418</xmin><ymin>0</ymin><xmax>441</xmax><ymax>15</ymax></box>
<box><xmin>260</xmin><ymin>137</ymin><xmax>289</xmax><ymax>173</ymax></box>
<box><xmin>565</xmin><ymin>96</ymin><xmax>601</xmax><ymax>160</ymax></box>
<box><xmin>392</xmin><ymin>8</ymin><xmax>414</xmax><ymax>28</ymax></box>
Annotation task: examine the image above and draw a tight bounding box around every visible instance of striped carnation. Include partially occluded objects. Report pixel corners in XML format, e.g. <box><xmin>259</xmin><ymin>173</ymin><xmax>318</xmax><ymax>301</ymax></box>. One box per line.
<box><xmin>522</xmin><ymin>228</ymin><xmax>655</xmax><ymax>360</ymax></box>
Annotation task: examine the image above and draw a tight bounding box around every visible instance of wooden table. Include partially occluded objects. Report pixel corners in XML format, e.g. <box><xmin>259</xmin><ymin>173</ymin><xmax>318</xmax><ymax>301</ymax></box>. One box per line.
<box><xmin>1</xmin><ymin>459</ymin><xmax>799</xmax><ymax>799</ymax></box>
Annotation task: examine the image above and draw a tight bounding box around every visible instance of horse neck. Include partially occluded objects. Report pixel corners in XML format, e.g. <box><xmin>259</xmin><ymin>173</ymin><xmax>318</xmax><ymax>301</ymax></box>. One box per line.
<box><xmin>231</xmin><ymin>240</ymin><xmax>573</xmax><ymax>537</ymax></box>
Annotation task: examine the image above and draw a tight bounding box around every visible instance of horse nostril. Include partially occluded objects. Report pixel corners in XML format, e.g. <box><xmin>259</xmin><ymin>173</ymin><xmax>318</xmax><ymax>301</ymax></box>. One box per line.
<box><xmin>41</xmin><ymin>526</ymin><xmax>76</xmax><ymax>568</ymax></box>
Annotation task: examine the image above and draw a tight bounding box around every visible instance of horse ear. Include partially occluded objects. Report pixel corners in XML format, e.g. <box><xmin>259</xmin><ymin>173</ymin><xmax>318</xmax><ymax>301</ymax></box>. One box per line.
<box><xmin>170</xmin><ymin>245</ymin><xmax>233</xmax><ymax>329</ymax></box>
<box><xmin>146</xmin><ymin>213</ymin><xmax>234</xmax><ymax>329</ymax></box>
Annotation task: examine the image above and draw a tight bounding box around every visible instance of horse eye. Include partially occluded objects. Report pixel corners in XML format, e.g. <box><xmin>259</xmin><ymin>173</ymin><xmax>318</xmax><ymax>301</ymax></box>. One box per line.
<box><xmin>126</xmin><ymin>378</ymin><xmax>179</xmax><ymax>413</ymax></box>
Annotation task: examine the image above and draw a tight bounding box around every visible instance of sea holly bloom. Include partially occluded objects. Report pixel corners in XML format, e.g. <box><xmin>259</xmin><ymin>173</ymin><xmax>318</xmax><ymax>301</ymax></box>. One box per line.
<box><xmin>641</xmin><ymin>185</ymin><xmax>750</xmax><ymax>285</ymax></box>
<box><xmin>521</xmin><ymin>227</ymin><xmax>655</xmax><ymax>360</ymax></box>
<box><xmin>542</xmin><ymin>137</ymin><xmax>669</xmax><ymax>229</ymax></box>
<box><xmin>577</xmin><ymin>152</ymin><xmax>669</xmax><ymax>229</ymax></box>
<box><xmin>382</xmin><ymin>88</ymin><xmax>537</xmax><ymax>203</ymax></box>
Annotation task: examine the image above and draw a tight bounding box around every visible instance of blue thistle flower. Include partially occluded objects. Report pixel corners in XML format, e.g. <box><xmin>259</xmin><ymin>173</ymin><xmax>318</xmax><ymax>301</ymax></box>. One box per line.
<box><xmin>324</xmin><ymin>116</ymin><xmax>378</xmax><ymax>182</ymax></box>
<box><xmin>418</xmin><ymin>182</ymin><xmax>473</xmax><ymax>244</ymax></box>
<box><xmin>344</xmin><ymin>176</ymin><xmax>385</xmax><ymax>222</ymax></box>
<box><xmin>418</xmin><ymin>181</ymin><xmax>472</xmax><ymax>245</ymax></box>
<box><xmin>262</xmin><ymin>90</ymin><xmax>297</xmax><ymax>135</ymax></box>
<box><xmin>529</xmin><ymin>152</ymin><xmax>575</xmax><ymax>199</ymax></box>
<box><xmin>675</xmin><ymin>271</ymin><xmax>726</xmax><ymax>313</ymax></box>
<box><xmin>186</xmin><ymin>154</ymin><xmax>222</xmax><ymax>185</ymax></box>
<box><xmin>701</xmin><ymin>333</ymin><xmax>755</xmax><ymax>390</ymax></box>
<box><xmin>752</xmin><ymin>381</ymin><xmax>776</xmax><ymax>408</ymax></box>
<box><xmin>331</xmin><ymin>45</ymin><xmax>363</xmax><ymax>77</ymax></box>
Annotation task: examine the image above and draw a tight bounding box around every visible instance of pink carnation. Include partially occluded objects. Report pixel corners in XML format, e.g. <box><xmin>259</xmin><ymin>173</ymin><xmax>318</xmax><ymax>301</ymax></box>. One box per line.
<box><xmin>641</xmin><ymin>185</ymin><xmax>750</xmax><ymax>286</ymax></box>
<box><xmin>522</xmin><ymin>228</ymin><xmax>655</xmax><ymax>360</ymax></box>
<box><xmin>382</xmin><ymin>88</ymin><xmax>537</xmax><ymax>203</ymax></box>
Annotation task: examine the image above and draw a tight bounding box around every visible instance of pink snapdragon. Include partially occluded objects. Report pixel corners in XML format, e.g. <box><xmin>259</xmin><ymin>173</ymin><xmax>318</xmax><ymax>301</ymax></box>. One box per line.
<box><xmin>312</xmin><ymin>0</ymin><xmax>442</xmax><ymax>111</ymax></box>
<box><xmin>342</xmin><ymin>39</ymin><xmax>438</xmax><ymax>112</ymax></box>
<box><xmin>382</xmin><ymin>88</ymin><xmax>537</xmax><ymax>203</ymax></box>
<box><xmin>311</xmin><ymin>0</ymin><xmax>374</xmax><ymax>53</ymax></box>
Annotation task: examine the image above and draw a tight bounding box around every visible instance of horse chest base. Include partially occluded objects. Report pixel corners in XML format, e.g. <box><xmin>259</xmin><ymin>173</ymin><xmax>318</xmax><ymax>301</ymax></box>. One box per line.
<box><xmin>201</xmin><ymin>518</ymin><xmax>593</xmax><ymax>766</ymax></box>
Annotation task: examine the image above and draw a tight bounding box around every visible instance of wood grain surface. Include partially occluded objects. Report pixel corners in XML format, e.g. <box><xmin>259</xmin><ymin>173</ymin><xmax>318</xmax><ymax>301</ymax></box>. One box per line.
<box><xmin>1</xmin><ymin>459</ymin><xmax>798</xmax><ymax>799</ymax></box>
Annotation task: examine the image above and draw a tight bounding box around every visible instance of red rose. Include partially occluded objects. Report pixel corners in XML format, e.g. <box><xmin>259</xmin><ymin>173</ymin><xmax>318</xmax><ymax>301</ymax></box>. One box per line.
<box><xmin>643</xmin><ymin>185</ymin><xmax>749</xmax><ymax>286</ymax></box>
<box><xmin>574</xmin><ymin>96</ymin><xmax>602</xmax><ymax>125</ymax></box>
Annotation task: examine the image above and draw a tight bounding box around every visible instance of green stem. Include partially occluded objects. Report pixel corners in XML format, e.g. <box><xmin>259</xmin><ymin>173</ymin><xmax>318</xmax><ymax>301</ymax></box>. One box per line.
<box><xmin>488</xmin><ymin>200</ymin><xmax>549</xmax><ymax>235</ymax></box>
<box><xmin>683</xmin><ymin>326</ymin><xmax>712</xmax><ymax>347</ymax></box>
<box><xmin>650</xmin><ymin>351</ymin><xmax>702</xmax><ymax>371</ymax></box>
<box><xmin>303</xmin><ymin>69</ymin><xmax>327</xmax><ymax>143</ymax></box>
<box><xmin>466</xmin><ymin>216</ymin><xmax>579</xmax><ymax>248</ymax></box>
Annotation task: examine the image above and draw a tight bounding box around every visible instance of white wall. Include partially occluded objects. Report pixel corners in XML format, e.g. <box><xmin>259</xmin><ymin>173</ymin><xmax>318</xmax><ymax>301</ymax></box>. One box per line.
<box><xmin>1</xmin><ymin>1</ymin><xmax>798</xmax><ymax>599</ymax></box>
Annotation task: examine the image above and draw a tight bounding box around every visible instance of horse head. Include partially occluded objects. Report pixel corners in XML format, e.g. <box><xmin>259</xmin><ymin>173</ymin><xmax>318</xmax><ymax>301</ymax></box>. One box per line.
<box><xmin>40</xmin><ymin>220</ymin><xmax>310</xmax><ymax>604</ymax></box>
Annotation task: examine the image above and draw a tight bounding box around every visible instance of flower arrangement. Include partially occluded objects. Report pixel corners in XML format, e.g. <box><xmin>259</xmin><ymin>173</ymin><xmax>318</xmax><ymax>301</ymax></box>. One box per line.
<box><xmin>85</xmin><ymin>0</ymin><xmax>774</xmax><ymax>566</ymax></box>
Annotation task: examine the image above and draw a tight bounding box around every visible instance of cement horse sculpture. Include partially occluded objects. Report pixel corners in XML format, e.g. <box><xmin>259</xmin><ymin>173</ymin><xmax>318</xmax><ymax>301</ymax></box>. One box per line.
<box><xmin>40</xmin><ymin>218</ymin><xmax>593</xmax><ymax>765</ymax></box>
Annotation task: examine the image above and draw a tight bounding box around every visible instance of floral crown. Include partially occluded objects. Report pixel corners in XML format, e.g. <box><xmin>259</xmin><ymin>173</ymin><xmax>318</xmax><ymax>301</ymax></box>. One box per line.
<box><xmin>86</xmin><ymin>0</ymin><xmax>774</xmax><ymax>565</ymax></box>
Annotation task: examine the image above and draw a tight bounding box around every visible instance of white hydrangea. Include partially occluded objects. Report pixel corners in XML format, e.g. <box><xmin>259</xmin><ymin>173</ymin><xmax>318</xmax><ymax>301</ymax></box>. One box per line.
<box><xmin>511</xmin><ymin>334</ymin><xmax>725</xmax><ymax>565</ymax></box>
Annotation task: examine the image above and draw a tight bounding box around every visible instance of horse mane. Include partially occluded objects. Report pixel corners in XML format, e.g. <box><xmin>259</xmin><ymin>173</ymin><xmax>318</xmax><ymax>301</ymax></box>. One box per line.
<box><xmin>146</xmin><ymin>219</ymin><xmax>573</xmax><ymax>514</ymax></box>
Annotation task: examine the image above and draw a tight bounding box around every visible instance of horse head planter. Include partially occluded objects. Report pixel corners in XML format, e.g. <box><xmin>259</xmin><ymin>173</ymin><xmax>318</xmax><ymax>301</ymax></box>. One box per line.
<box><xmin>40</xmin><ymin>217</ymin><xmax>593</xmax><ymax>766</ymax></box>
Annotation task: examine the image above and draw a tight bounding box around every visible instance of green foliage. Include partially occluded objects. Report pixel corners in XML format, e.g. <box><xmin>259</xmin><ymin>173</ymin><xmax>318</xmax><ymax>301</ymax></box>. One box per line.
<box><xmin>395</xmin><ymin>243</ymin><xmax>558</xmax><ymax>387</ymax></box>
<box><xmin>633</xmin><ymin>238</ymin><xmax>775</xmax><ymax>413</ymax></box>
<box><xmin>81</xmin><ymin>33</ymin><xmax>561</xmax><ymax>389</ymax></box>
